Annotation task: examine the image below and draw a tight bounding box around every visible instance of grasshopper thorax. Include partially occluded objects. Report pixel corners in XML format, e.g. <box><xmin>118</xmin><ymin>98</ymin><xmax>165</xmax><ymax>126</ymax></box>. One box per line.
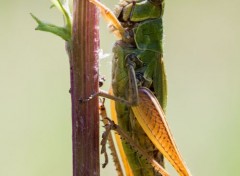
<box><xmin>114</xmin><ymin>0</ymin><xmax>163</xmax><ymax>53</ymax></box>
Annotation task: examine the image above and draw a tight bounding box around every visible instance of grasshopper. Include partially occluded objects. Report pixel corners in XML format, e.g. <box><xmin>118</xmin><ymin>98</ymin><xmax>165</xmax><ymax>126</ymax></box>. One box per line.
<box><xmin>89</xmin><ymin>0</ymin><xmax>192</xmax><ymax>175</ymax></box>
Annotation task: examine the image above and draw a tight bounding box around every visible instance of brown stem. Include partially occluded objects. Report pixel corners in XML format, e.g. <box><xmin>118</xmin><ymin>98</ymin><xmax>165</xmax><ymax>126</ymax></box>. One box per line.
<box><xmin>67</xmin><ymin>0</ymin><xmax>100</xmax><ymax>175</ymax></box>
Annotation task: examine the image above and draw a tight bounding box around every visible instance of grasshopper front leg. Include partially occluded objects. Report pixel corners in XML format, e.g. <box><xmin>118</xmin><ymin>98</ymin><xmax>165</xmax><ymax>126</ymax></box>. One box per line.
<box><xmin>80</xmin><ymin>54</ymin><xmax>141</xmax><ymax>106</ymax></box>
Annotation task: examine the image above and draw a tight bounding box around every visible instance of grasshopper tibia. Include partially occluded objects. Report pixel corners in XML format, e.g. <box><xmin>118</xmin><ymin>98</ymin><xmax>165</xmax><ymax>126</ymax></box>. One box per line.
<box><xmin>80</xmin><ymin>90</ymin><xmax>131</xmax><ymax>106</ymax></box>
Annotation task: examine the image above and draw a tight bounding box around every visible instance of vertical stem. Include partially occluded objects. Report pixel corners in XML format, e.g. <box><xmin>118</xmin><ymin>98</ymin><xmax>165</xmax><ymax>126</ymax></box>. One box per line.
<box><xmin>68</xmin><ymin>0</ymin><xmax>99</xmax><ymax>175</ymax></box>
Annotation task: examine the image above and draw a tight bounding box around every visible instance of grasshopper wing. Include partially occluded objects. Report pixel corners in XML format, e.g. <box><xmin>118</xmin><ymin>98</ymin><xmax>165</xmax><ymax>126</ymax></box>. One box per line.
<box><xmin>132</xmin><ymin>87</ymin><xmax>192</xmax><ymax>176</ymax></box>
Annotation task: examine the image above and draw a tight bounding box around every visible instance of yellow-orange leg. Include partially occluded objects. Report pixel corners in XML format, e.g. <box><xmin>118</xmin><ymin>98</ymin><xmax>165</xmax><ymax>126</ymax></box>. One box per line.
<box><xmin>88</xmin><ymin>0</ymin><xmax>124</xmax><ymax>39</ymax></box>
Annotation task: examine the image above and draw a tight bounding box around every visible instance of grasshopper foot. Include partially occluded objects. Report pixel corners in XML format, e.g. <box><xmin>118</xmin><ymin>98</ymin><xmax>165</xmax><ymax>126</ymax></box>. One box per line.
<box><xmin>79</xmin><ymin>95</ymin><xmax>95</xmax><ymax>103</ymax></box>
<box><xmin>79</xmin><ymin>76</ymin><xmax>106</xmax><ymax>103</ymax></box>
<box><xmin>100</xmin><ymin>117</ymin><xmax>118</xmax><ymax>168</ymax></box>
<box><xmin>100</xmin><ymin>118</ymin><xmax>112</xmax><ymax>168</ymax></box>
<box><xmin>78</xmin><ymin>91</ymin><xmax>100</xmax><ymax>103</ymax></box>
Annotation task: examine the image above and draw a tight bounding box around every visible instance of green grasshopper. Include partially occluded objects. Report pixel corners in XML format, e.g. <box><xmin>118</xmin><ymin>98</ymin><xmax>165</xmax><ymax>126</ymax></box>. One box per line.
<box><xmin>89</xmin><ymin>0</ymin><xmax>192</xmax><ymax>175</ymax></box>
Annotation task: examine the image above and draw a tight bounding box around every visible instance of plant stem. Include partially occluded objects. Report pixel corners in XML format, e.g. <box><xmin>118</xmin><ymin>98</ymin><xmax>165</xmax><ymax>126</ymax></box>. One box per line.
<box><xmin>67</xmin><ymin>0</ymin><xmax>100</xmax><ymax>175</ymax></box>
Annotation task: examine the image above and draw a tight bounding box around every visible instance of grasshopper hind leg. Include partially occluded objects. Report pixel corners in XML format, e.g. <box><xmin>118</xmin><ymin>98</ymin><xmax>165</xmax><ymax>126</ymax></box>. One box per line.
<box><xmin>99</xmin><ymin>100</ymin><xmax>169</xmax><ymax>176</ymax></box>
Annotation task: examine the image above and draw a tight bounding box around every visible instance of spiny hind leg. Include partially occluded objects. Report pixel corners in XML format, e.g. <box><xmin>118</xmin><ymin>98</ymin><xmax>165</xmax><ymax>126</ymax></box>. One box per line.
<box><xmin>99</xmin><ymin>100</ymin><xmax>170</xmax><ymax>176</ymax></box>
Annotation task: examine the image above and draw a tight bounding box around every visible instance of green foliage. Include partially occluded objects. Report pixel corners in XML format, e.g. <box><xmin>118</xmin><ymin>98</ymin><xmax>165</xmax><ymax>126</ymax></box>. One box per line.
<box><xmin>31</xmin><ymin>0</ymin><xmax>72</xmax><ymax>41</ymax></box>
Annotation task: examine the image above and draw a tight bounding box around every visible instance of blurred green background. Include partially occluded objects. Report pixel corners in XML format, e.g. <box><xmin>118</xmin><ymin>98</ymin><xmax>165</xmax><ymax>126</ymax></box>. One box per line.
<box><xmin>0</xmin><ymin>0</ymin><xmax>240</xmax><ymax>175</ymax></box>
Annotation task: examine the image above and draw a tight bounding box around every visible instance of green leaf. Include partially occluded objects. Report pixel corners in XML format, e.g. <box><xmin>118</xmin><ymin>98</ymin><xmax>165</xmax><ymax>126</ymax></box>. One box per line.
<box><xmin>51</xmin><ymin>0</ymin><xmax>72</xmax><ymax>32</ymax></box>
<box><xmin>30</xmin><ymin>13</ymin><xmax>71</xmax><ymax>41</ymax></box>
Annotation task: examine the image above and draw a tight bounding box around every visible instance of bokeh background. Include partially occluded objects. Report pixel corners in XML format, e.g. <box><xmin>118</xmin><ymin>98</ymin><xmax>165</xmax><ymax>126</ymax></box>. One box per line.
<box><xmin>0</xmin><ymin>0</ymin><xmax>240</xmax><ymax>175</ymax></box>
